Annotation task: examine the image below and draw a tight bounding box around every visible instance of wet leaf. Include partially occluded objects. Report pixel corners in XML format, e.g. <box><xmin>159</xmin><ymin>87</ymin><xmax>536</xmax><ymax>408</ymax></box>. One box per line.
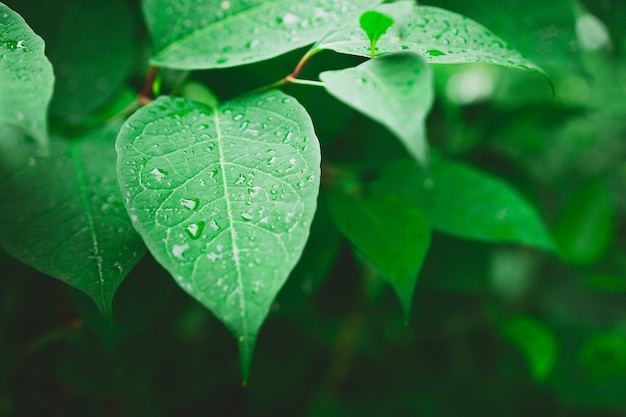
<box><xmin>116</xmin><ymin>90</ymin><xmax>320</xmax><ymax>381</ymax></box>
<box><xmin>316</xmin><ymin>3</ymin><xmax>544</xmax><ymax>73</ymax></box>
<box><xmin>142</xmin><ymin>0</ymin><xmax>381</xmax><ymax>70</ymax></box>
<box><xmin>320</xmin><ymin>52</ymin><xmax>433</xmax><ymax>165</ymax></box>
<box><xmin>0</xmin><ymin>122</ymin><xmax>146</xmax><ymax>322</ymax></box>
<box><xmin>0</xmin><ymin>2</ymin><xmax>53</xmax><ymax>146</ymax></box>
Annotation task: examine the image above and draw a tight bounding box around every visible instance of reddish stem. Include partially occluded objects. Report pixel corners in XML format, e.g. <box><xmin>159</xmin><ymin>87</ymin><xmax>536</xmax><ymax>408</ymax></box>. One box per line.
<box><xmin>139</xmin><ymin>66</ymin><xmax>160</xmax><ymax>105</ymax></box>
<box><xmin>285</xmin><ymin>49</ymin><xmax>318</xmax><ymax>83</ymax></box>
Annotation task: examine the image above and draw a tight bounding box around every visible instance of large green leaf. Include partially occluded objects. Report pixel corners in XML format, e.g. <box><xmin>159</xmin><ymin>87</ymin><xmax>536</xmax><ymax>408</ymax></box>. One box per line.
<box><xmin>116</xmin><ymin>90</ymin><xmax>320</xmax><ymax>381</ymax></box>
<box><xmin>0</xmin><ymin>123</ymin><xmax>146</xmax><ymax>321</ymax></box>
<box><xmin>327</xmin><ymin>189</ymin><xmax>430</xmax><ymax>319</ymax></box>
<box><xmin>320</xmin><ymin>52</ymin><xmax>433</xmax><ymax>165</ymax></box>
<box><xmin>372</xmin><ymin>159</ymin><xmax>554</xmax><ymax>250</ymax></box>
<box><xmin>0</xmin><ymin>2</ymin><xmax>53</xmax><ymax>146</ymax></box>
<box><xmin>142</xmin><ymin>0</ymin><xmax>381</xmax><ymax>70</ymax></box>
<box><xmin>316</xmin><ymin>4</ymin><xmax>543</xmax><ymax>72</ymax></box>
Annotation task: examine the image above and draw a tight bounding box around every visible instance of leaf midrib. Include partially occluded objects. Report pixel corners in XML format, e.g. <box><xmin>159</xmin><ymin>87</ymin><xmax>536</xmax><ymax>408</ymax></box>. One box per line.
<box><xmin>212</xmin><ymin>106</ymin><xmax>248</xmax><ymax>339</ymax></box>
<box><xmin>70</xmin><ymin>140</ymin><xmax>107</xmax><ymax>316</ymax></box>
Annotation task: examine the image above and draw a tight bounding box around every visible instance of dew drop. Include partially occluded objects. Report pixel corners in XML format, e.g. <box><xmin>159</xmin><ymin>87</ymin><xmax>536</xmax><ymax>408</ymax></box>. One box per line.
<box><xmin>233</xmin><ymin>113</ymin><xmax>244</xmax><ymax>121</ymax></box>
<box><xmin>150</xmin><ymin>168</ymin><xmax>167</xmax><ymax>182</ymax></box>
<box><xmin>241</xmin><ymin>212</ymin><xmax>253</xmax><ymax>221</ymax></box>
<box><xmin>185</xmin><ymin>221</ymin><xmax>205</xmax><ymax>239</ymax></box>
<box><xmin>172</xmin><ymin>243</ymin><xmax>189</xmax><ymax>260</ymax></box>
<box><xmin>235</xmin><ymin>174</ymin><xmax>245</xmax><ymax>185</ymax></box>
<box><xmin>180</xmin><ymin>198</ymin><xmax>199</xmax><ymax>210</ymax></box>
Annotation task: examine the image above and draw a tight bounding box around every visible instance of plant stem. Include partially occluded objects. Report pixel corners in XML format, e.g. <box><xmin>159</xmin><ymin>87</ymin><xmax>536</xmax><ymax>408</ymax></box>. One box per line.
<box><xmin>139</xmin><ymin>66</ymin><xmax>160</xmax><ymax>105</ymax></box>
<box><xmin>289</xmin><ymin>48</ymin><xmax>320</xmax><ymax>79</ymax></box>
<box><xmin>286</xmin><ymin>77</ymin><xmax>325</xmax><ymax>88</ymax></box>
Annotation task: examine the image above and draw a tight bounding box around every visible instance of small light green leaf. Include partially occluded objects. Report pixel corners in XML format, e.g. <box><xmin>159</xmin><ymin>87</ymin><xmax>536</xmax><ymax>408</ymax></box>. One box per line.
<box><xmin>320</xmin><ymin>52</ymin><xmax>433</xmax><ymax>165</ymax></box>
<box><xmin>0</xmin><ymin>122</ymin><xmax>146</xmax><ymax>322</ymax></box>
<box><xmin>116</xmin><ymin>90</ymin><xmax>320</xmax><ymax>382</ymax></box>
<box><xmin>501</xmin><ymin>316</ymin><xmax>558</xmax><ymax>381</ymax></box>
<box><xmin>0</xmin><ymin>3</ymin><xmax>54</xmax><ymax>146</ymax></box>
<box><xmin>551</xmin><ymin>180</ymin><xmax>614</xmax><ymax>265</ymax></box>
<box><xmin>316</xmin><ymin>4</ymin><xmax>544</xmax><ymax>73</ymax></box>
<box><xmin>327</xmin><ymin>189</ymin><xmax>430</xmax><ymax>319</ymax></box>
<box><xmin>142</xmin><ymin>0</ymin><xmax>381</xmax><ymax>70</ymax></box>
<box><xmin>372</xmin><ymin>159</ymin><xmax>554</xmax><ymax>250</ymax></box>
<box><xmin>359</xmin><ymin>10</ymin><xmax>394</xmax><ymax>58</ymax></box>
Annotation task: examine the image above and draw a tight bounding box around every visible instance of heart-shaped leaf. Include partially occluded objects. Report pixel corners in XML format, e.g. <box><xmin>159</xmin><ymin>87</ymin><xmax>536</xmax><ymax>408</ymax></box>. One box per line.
<box><xmin>320</xmin><ymin>52</ymin><xmax>433</xmax><ymax>165</ymax></box>
<box><xmin>0</xmin><ymin>2</ymin><xmax>54</xmax><ymax>146</ymax></box>
<box><xmin>0</xmin><ymin>123</ymin><xmax>146</xmax><ymax>322</ymax></box>
<box><xmin>116</xmin><ymin>90</ymin><xmax>321</xmax><ymax>381</ymax></box>
<box><xmin>316</xmin><ymin>3</ymin><xmax>544</xmax><ymax>73</ymax></box>
<box><xmin>142</xmin><ymin>0</ymin><xmax>382</xmax><ymax>70</ymax></box>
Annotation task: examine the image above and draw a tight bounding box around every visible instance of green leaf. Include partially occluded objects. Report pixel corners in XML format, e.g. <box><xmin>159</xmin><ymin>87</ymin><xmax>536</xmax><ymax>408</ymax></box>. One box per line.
<box><xmin>5</xmin><ymin>0</ymin><xmax>136</xmax><ymax>121</ymax></box>
<box><xmin>425</xmin><ymin>0</ymin><xmax>581</xmax><ymax>75</ymax></box>
<box><xmin>316</xmin><ymin>4</ymin><xmax>544</xmax><ymax>73</ymax></box>
<box><xmin>320</xmin><ymin>52</ymin><xmax>433</xmax><ymax>165</ymax></box>
<box><xmin>551</xmin><ymin>180</ymin><xmax>614</xmax><ymax>265</ymax></box>
<box><xmin>116</xmin><ymin>90</ymin><xmax>321</xmax><ymax>382</ymax></box>
<box><xmin>142</xmin><ymin>0</ymin><xmax>382</xmax><ymax>70</ymax></box>
<box><xmin>327</xmin><ymin>189</ymin><xmax>430</xmax><ymax>319</ymax></box>
<box><xmin>0</xmin><ymin>122</ymin><xmax>146</xmax><ymax>322</ymax></box>
<box><xmin>359</xmin><ymin>10</ymin><xmax>394</xmax><ymax>58</ymax></box>
<box><xmin>501</xmin><ymin>315</ymin><xmax>558</xmax><ymax>381</ymax></box>
<box><xmin>372</xmin><ymin>159</ymin><xmax>554</xmax><ymax>250</ymax></box>
<box><xmin>0</xmin><ymin>2</ymin><xmax>54</xmax><ymax>146</ymax></box>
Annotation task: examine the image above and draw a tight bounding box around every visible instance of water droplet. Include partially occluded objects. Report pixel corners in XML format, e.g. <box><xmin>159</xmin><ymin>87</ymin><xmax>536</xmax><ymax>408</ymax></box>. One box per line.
<box><xmin>245</xmin><ymin>39</ymin><xmax>260</xmax><ymax>49</ymax></box>
<box><xmin>233</xmin><ymin>113</ymin><xmax>244</xmax><ymax>121</ymax></box>
<box><xmin>209</xmin><ymin>219</ymin><xmax>220</xmax><ymax>231</ymax></box>
<box><xmin>150</xmin><ymin>168</ymin><xmax>166</xmax><ymax>182</ymax></box>
<box><xmin>235</xmin><ymin>174</ymin><xmax>245</xmax><ymax>185</ymax></box>
<box><xmin>428</xmin><ymin>49</ymin><xmax>445</xmax><ymax>56</ymax></box>
<box><xmin>241</xmin><ymin>212</ymin><xmax>253</xmax><ymax>221</ymax></box>
<box><xmin>185</xmin><ymin>221</ymin><xmax>205</xmax><ymax>239</ymax></box>
<box><xmin>267</xmin><ymin>157</ymin><xmax>275</xmax><ymax>166</ymax></box>
<box><xmin>283</xmin><ymin>132</ymin><xmax>294</xmax><ymax>143</ymax></box>
<box><xmin>172</xmin><ymin>243</ymin><xmax>189</xmax><ymax>260</ymax></box>
<box><xmin>180</xmin><ymin>198</ymin><xmax>199</xmax><ymax>210</ymax></box>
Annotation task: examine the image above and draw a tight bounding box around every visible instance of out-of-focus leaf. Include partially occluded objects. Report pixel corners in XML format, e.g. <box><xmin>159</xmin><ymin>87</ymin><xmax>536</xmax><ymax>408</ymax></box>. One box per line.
<box><xmin>552</xmin><ymin>180</ymin><xmax>614</xmax><ymax>265</ymax></box>
<box><xmin>327</xmin><ymin>189</ymin><xmax>430</xmax><ymax>319</ymax></box>
<box><xmin>372</xmin><ymin>158</ymin><xmax>554</xmax><ymax>250</ymax></box>
<box><xmin>0</xmin><ymin>122</ymin><xmax>146</xmax><ymax>321</ymax></box>
<box><xmin>501</xmin><ymin>315</ymin><xmax>558</xmax><ymax>381</ymax></box>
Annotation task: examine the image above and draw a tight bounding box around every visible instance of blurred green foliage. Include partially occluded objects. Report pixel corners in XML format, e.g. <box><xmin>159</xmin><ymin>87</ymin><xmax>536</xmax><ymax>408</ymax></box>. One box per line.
<box><xmin>1</xmin><ymin>0</ymin><xmax>626</xmax><ymax>415</ymax></box>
